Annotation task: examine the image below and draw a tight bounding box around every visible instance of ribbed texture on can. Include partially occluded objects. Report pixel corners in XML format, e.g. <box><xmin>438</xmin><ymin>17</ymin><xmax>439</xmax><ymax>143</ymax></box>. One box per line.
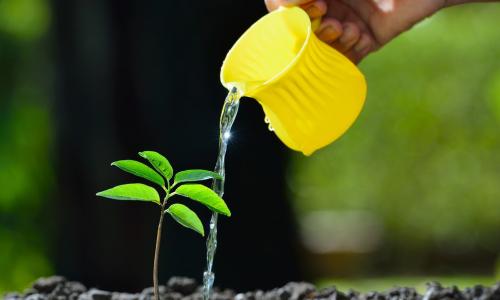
<box><xmin>255</xmin><ymin>34</ymin><xmax>366</xmax><ymax>155</ymax></box>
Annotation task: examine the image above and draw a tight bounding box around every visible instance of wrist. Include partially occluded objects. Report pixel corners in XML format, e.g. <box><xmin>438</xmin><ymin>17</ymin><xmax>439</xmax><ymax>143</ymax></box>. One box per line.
<box><xmin>444</xmin><ymin>0</ymin><xmax>498</xmax><ymax>7</ymax></box>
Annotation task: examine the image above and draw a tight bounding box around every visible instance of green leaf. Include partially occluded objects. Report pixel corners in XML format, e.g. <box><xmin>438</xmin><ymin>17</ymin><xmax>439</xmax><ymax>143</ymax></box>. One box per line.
<box><xmin>138</xmin><ymin>151</ymin><xmax>173</xmax><ymax>180</ymax></box>
<box><xmin>166</xmin><ymin>203</ymin><xmax>205</xmax><ymax>236</ymax></box>
<box><xmin>111</xmin><ymin>160</ymin><xmax>165</xmax><ymax>187</ymax></box>
<box><xmin>174</xmin><ymin>184</ymin><xmax>231</xmax><ymax>216</ymax></box>
<box><xmin>96</xmin><ymin>183</ymin><xmax>160</xmax><ymax>205</ymax></box>
<box><xmin>174</xmin><ymin>169</ymin><xmax>222</xmax><ymax>185</ymax></box>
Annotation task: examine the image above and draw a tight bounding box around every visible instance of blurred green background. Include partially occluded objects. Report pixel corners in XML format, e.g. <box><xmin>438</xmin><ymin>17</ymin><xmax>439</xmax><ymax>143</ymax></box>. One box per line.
<box><xmin>0</xmin><ymin>0</ymin><xmax>54</xmax><ymax>293</ymax></box>
<box><xmin>0</xmin><ymin>0</ymin><xmax>499</xmax><ymax>294</ymax></box>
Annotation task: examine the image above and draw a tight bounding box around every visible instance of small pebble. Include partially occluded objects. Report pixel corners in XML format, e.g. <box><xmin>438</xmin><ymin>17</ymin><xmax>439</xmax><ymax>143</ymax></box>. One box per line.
<box><xmin>4</xmin><ymin>293</ymin><xmax>22</xmax><ymax>300</ymax></box>
<box><xmin>33</xmin><ymin>277</ymin><xmax>67</xmax><ymax>294</ymax></box>
<box><xmin>167</xmin><ymin>278</ymin><xmax>198</xmax><ymax>296</ymax></box>
<box><xmin>25</xmin><ymin>295</ymin><xmax>47</xmax><ymax>300</ymax></box>
<box><xmin>79</xmin><ymin>289</ymin><xmax>111</xmax><ymax>300</ymax></box>
<box><xmin>67</xmin><ymin>282</ymin><xmax>87</xmax><ymax>294</ymax></box>
<box><xmin>141</xmin><ymin>286</ymin><xmax>167</xmax><ymax>296</ymax></box>
<box><xmin>110</xmin><ymin>293</ymin><xmax>140</xmax><ymax>300</ymax></box>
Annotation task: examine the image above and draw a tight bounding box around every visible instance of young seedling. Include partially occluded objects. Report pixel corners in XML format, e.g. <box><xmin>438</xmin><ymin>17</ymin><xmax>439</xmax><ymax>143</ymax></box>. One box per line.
<box><xmin>96</xmin><ymin>150</ymin><xmax>230</xmax><ymax>300</ymax></box>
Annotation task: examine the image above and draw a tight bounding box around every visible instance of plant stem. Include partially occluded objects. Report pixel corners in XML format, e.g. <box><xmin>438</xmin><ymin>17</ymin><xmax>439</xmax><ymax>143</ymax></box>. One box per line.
<box><xmin>153</xmin><ymin>188</ymin><xmax>169</xmax><ymax>300</ymax></box>
<box><xmin>153</xmin><ymin>207</ymin><xmax>164</xmax><ymax>300</ymax></box>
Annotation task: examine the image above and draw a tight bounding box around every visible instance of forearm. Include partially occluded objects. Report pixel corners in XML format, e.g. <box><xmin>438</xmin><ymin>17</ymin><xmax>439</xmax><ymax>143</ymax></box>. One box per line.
<box><xmin>445</xmin><ymin>0</ymin><xmax>500</xmax><ymax>7</ymax></box>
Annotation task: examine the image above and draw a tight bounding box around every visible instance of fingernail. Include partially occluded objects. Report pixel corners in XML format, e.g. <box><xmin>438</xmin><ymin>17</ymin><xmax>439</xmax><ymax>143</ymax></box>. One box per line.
<box><xmin>322</xmin><ymin>25</ymin><xmax>338</xmax><ymax>37</ymax></box>
<box><xmin>354</xmin><ymin>35</ymin><xmax>371</xmax><ymax>52</ymax></box>
<box><xmin>340</xmin><ymin>24</ymin><xmax>353</xmax><ymax>43</ymax></box>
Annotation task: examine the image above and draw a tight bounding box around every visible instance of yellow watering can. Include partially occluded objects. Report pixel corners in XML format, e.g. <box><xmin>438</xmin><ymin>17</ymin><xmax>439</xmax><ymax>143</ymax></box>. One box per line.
<box><xmin>220</xmin><ymin>6</ymin><xmax>367</xmax><ymax>155</ymax></box>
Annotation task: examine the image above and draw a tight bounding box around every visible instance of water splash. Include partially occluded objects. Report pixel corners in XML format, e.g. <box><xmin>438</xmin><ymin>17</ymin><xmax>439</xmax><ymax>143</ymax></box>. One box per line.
<box><xmin>264</xmin><ymin>116</ymin><xmax>274</xmax><ymax>131</ymax></box>
<box><xmin>203</xmin><ymin>86</ymin><xmax>241</xmax><ymax>300</ymax></box>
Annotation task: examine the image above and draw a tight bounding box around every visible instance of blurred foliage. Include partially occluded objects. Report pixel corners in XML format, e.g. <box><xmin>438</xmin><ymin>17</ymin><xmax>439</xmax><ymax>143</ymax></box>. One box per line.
<box><xmin>290</xmin><ymin>4</ymin><xmax>500</xmax><ymax>274</ymax></box>
<box><xmin>0</xmin><ymin>0</ymin><xmax>50</xmax><ymax>40</ymax></box>
<box><xmin>0</xmin><ymin>0</ymin><xmax>53</xmax><ymax>293</ymax></box>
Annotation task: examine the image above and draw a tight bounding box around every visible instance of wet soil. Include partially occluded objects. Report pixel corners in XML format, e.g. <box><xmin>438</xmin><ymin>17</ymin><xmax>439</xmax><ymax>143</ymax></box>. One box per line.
<box><xmin>3</xmin><ymin>276</ymin><xmax>500</xmax><ymax>300</ymax></box>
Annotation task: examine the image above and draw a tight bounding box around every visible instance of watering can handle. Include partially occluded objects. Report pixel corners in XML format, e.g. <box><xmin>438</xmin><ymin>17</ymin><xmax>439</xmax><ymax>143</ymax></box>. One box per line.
<box><xmin>277</xmin><ymin>6</ymin><xmax>322</xmax><ymax>31</ymax></box>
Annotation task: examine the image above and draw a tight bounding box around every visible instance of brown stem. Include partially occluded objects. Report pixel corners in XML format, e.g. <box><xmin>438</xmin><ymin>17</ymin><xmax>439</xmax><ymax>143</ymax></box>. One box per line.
<box><xmin>153</xmin><ymin>204</ymin><xmax>166</xmax><ymax>300</ymax></box>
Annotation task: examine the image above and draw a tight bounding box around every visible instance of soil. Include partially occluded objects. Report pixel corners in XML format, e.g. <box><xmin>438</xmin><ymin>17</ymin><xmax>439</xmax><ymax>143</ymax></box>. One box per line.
<box><xmin>3</xmin><ymin>276</ymin><xmax>500</xmax><ymax>300</ymax></box>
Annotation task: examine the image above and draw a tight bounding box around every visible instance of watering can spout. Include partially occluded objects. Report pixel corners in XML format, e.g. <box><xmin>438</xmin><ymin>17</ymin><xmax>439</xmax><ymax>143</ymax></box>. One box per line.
<box><xmin>220</xmin><ymin>7</ymin><xmax>367</xmax><ymax>155</ymax></box>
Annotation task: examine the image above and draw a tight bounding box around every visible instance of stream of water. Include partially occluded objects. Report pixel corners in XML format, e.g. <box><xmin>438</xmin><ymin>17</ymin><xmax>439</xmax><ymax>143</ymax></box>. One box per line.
<box><xmin>202</xmin><ymin>86</ymin><xmax>241</xmax><ymax>300</ymax></box>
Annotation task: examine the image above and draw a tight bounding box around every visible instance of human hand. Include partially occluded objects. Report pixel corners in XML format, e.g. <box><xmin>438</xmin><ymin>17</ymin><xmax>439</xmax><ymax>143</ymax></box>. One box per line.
<box><xmin>265</xmin><ymin>0</ymin><xmax>448</xmax><ymax>63</ymax></box>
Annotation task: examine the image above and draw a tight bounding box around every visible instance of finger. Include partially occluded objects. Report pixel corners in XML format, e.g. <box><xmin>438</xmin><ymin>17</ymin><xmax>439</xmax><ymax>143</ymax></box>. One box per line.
<box><xmin>265</xmin><ymin>0</ymin><xmax>282</xmax><ymax>11</ymax></box>
<box><xmin>331</xmin><ymin>22</ymin><xmax>360</xmax><ymax>53</ymax></box>
<box><xmin>315</xmin><ymin>18</ymin><xmax>343</xmax><ymax>44</ymax></box>
<box><xmin>353</xmin><ymin>33</ymin><xmax>374</xmax><ymax>54</ymax></box>
<box><xmin>301</xmin><ymin>0</ymin><xmax>327</xmax><ymax>19</ymax></box>
<box><xmin>265</xmin><ymin>0</ymin><xmax>317</xmax><ymax>11</ymax></box>
<box><xmin>345</xmin><ymin>34</ymin><xmax>374</xmax><ymax>64</ymax></box>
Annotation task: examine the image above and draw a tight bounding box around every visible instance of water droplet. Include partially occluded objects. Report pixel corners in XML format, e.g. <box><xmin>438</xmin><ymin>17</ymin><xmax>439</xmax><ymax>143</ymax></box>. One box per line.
<box><xmin>264</xmin><ymin>116</ymin><xmax>270</xmax><ymax>124</ymax></box>
<box><xmin>268</xmin><ymin>124</ymin><xmax>274</xmax><ymax>132</ymax></box>
<box><xmin>223</xmin><ymin>132</ymin><xmax>231</xmax><ymax>140</ymax></box>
